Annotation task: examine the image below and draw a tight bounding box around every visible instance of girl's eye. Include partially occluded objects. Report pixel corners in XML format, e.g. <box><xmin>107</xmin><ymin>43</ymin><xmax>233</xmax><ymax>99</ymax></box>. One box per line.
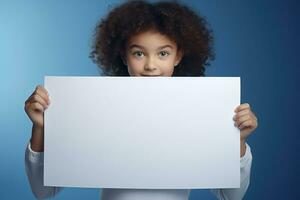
<box><xmin>132</xmin><ymin>51</ymin><xmax>144</xmax><ymax>58</ymax></box>
<box><xmin>158</xmin><ymin>51</ymin><xmax>170</xmax><ymax>58</ymax></box>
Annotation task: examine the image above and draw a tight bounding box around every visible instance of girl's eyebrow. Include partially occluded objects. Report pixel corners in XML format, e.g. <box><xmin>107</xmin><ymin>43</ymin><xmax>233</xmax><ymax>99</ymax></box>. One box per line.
<box><xmin>157</xmin><ymin>45</ymin><xmax>174</xmax><ymax>50</ymax></box>
<box><xmin>129</xmin><ymin>44</ymin><xmax>145</xmax><ymax>50</ymax></box>
<box><xmin>129</xmin><ymin>44</ymin><xmax>174</xmax><ymax>50</ymax></box>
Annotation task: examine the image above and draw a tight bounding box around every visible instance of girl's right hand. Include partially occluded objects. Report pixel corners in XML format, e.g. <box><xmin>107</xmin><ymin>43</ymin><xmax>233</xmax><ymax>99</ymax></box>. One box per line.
<box><xmin>24</xmin><ymin>85</ymin><xmax>51</xmax><ymax>128</ymax></box>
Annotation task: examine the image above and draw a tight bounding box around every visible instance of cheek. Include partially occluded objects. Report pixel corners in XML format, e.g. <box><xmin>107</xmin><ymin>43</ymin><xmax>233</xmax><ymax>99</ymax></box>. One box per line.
<box><xmin>159</xmin><ymin>60</ymin><xmax>176</xmax><ymax>75</ymax></box>
<box><xmin>127</xmin><ymin>58</ymin><xmax>144</xmax><ymax>75</ymax></box>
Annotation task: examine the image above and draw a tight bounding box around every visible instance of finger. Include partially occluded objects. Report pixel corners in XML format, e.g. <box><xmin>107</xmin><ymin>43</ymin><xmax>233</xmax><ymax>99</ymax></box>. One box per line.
<box><xmin>238</xmin><ymin>119</ymin><xmax>255</xmax><ymax>129</ymax></box>
<box><xmin>25</xmin><ymin>92</ymin><xmax>36</xmax><ymax>104</ymax></box>
<box><xmin>26</xmin><ymin>86</ymin><xmax>47</xmax><ymax>104</ymax></box>
<box><xmin>29</xmin><ymin>102</ymin><xmax>45</xmax><ymax>112</ymax></box>
<box><xmin>35</xmin><ymin>85</ymin><xmax>49</xmax><ymax>99</ymax></box>
<box><xmin>250</xmin><ymin>111</ymin><xmax>258</xmax><ymax>121</ymax></box>
<box><xmin>250</xmin><ymin>113</ymin><xmax>258</xmax><ymax>127</ymax></box>
<box><xmin>234</xmin><ymin>115</ymin><xmax>251</xmax><ymax>127</ymax></box>
<box><xmin>36</xmin><ymin>85</ymin><xmax>48</xmax><ymax>94</ymax></box>
<box><xmin>36</xmin><ymin>91</ymin><xmax>50</xmax><ymax>105</ymax></box>
<box><xmin>35</xmin><ymin>88</ymin><xmax>50</xmax><ymax>104</ymax></box>
<box><xmin>26</xmin><ymin>85</ymin><xmax>49</xmax><ymax>104</ymax></box>
<box><xmin>235</xmin><ymin>103</ymin><xmax>250</xmax><ymax>113</ymax></box>
<box><xmin>236</xmin><ymin>109</ymin><xmax>257</xmax><ymax>122</ymax></box>
<box><xmin>28</xmin><ymin>94</ymin><xmax>49</xmax><ymax>109</ymax></box>
<box><xmin>233</xmin><ymin>109</ymin><xmax>250</xmax><ymax>120</ymax></box>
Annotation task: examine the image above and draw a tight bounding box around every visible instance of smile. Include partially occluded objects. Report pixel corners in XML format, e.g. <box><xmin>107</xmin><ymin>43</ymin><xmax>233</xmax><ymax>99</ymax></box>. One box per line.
<box><xmin>141</xmin><ymin>74</ymin><xmax>161</xmax><ymax>76</ymax></box>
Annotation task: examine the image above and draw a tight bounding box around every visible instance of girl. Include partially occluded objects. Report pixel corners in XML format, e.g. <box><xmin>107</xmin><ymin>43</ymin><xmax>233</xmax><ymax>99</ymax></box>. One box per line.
<box><xmin>24</xmin><ymin>1</ymin><xmax>258</xmax><ymax>199</ymax></box>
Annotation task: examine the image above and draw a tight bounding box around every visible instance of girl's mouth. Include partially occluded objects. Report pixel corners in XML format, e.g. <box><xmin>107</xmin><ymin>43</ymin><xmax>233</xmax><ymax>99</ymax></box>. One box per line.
<box><xmin>141</xmin><ymin>74</ymin><xmax>161</xmax><ymax>76</ymax></box>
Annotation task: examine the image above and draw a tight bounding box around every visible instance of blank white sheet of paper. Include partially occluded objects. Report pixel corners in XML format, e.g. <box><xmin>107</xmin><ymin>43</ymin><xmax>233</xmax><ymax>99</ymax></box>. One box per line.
<box><xmin>44</xmin><ymin>76</ymin><xmax>240</xmax><ymax>189</ymax></box>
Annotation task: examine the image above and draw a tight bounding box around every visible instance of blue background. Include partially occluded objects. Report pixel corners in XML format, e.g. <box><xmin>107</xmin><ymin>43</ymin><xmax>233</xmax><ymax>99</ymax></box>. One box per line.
<box><xmin>0</xmin><ymin>0</ymin><xmax>299</xmax><ymax>199</ymax></box>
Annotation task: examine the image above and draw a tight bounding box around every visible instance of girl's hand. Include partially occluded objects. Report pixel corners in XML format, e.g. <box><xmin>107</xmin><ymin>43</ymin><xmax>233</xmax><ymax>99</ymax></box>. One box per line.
<box><xmin>24</xmin><ymin>85</ymin><xmax>51</xmax><ymax>128</ymax></box>
<box><xmin>233</xmin><ymin>103</ymin><xmax>258</xmax><ymax>142</ymax></box>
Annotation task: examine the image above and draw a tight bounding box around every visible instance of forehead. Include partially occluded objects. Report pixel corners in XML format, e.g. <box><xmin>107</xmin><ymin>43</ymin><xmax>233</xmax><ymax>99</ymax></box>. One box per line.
<box><xmin>127</xmin><ymin>30</ymin><xmax>177</xmax><ymax>50</ymax></box>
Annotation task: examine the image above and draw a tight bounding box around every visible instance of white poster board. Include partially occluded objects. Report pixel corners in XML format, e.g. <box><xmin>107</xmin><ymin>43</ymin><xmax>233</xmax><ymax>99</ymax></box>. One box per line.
<box><xmin>44</xmin><ymin>76</ymin><xmax>240</xmax><ymax>189</ymax></box>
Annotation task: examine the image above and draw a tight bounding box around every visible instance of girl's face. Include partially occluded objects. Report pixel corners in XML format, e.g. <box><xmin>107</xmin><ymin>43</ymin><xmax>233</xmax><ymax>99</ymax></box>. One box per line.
<box><xmin>123</xmin><ymin>30</ymin><xmax>183</xmax><ymax>76</ymax></box>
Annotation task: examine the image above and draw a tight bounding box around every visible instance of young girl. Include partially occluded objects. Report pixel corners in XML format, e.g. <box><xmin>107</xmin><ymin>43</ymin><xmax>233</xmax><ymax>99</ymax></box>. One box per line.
<box><xmin>24</xmin><ymin>1</ymin><xmax>258</xmax><ymax>199</ymax></box>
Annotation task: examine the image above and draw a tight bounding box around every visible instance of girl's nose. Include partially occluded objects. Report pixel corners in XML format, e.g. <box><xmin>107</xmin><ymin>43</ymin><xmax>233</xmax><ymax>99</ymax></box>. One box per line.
<box><xmin>144</xmin><ymin>65</ymin><xmax>157</xmax><ymax>71</ymax></box>
<box><xmin>144</xmin><ymin>58</ymin><xmax>157</xmax><ymax>71</ymax></box>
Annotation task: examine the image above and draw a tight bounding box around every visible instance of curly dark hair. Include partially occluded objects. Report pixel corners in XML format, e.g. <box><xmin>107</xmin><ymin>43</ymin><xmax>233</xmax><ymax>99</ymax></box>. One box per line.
<box><xmin>90</xmin><ymin>0</ymin><xmax>214</xmax><ymax>76</ymax></box>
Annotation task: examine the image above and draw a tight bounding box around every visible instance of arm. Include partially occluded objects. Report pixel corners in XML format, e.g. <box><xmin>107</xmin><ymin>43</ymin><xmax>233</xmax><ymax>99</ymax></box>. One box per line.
<box><xmin>24</xmin><ymin>86</ymin><xmax>63</xmax><ymax>199</ymax></box>
<box><xmin>210</xmin><ymin>103</ymin><xmax>257</xmax><ymax>199</ymax></box>
<box><xmin>25</xmin><ymin>141</ymin><xmax>63</xmax><ymax>199</ymax></box>
<box><xmin>210</xmin><ymin>143</ymin><xmax>252</xmax><ymax>200</ymax></box>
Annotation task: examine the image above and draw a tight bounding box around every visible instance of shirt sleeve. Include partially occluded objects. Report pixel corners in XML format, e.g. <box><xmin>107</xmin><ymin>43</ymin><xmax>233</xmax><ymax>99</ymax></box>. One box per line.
<box><xmin>210</xmin><ymin>143</ymin><xmax>253</xmax><ymax>200</ymax></box>
<box><xmin>25</xmin><ymin>141</ymin><xmax>63</xmax><ymax>199</ymax></box>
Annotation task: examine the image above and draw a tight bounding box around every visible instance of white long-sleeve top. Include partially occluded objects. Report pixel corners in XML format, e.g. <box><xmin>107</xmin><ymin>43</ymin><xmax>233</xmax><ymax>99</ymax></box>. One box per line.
<box><xmin>25</xmin><ymin>142</ymin><xmax>252</xmax><ymax>200</ymax></box>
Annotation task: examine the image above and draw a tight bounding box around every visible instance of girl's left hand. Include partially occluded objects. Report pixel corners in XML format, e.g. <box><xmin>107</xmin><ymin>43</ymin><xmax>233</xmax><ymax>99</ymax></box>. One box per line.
<box><xmin>233</xmin><ymin>103</ymin><xmax>258</xmax><ymax>142</ymax></box>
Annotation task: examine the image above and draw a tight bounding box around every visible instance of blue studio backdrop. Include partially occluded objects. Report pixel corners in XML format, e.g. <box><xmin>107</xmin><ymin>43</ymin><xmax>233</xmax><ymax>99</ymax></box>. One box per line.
<box><xmin>0</xmin><ymin>0</ymin><xmax>299</xmax><ymax>199</ymax></box>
